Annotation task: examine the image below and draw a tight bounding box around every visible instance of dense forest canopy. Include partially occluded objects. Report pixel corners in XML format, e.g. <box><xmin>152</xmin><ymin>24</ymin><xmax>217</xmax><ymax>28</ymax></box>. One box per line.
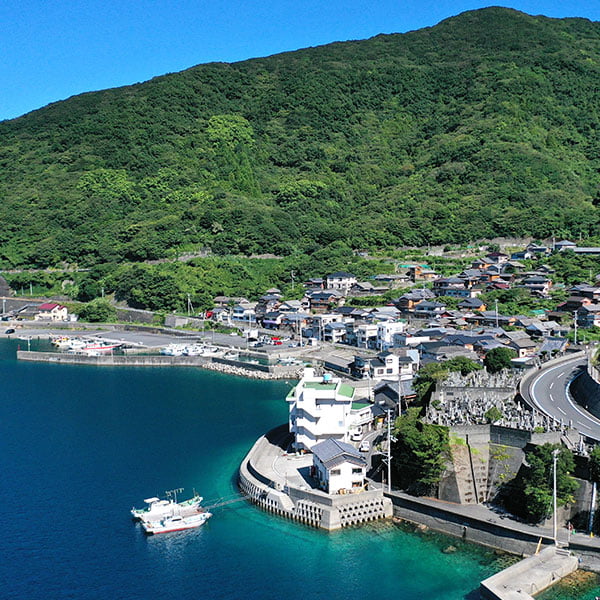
<box><xmin>1</xmin><ymin>7</ymin><xmax>600</xmax><ymax>268</ymax></box>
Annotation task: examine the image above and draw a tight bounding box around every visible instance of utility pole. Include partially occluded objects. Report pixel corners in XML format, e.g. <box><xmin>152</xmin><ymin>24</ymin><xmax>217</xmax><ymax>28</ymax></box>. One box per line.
<box><xmin>290</xmin><ymin>270</ymin><xmax>295</xmax><ymax>292</ymax></box>
<box><xmin>495</xmin><ymin>299</ymin><xmax>499</xmax><ymax>329</ymax></box>
<box><xmin>574</xmin><ymin>311</ymin><xmax>578</xmax><ymax>345</ymax></box>
<box><xmin>553</xmin><ymin>448</ymin><xmax>560</xmax><ymax>546</ymax></box>
<box><xmin>387</xmin><ymin>409</ymin><xmax>392</xmax><ymax>493</ymax></box>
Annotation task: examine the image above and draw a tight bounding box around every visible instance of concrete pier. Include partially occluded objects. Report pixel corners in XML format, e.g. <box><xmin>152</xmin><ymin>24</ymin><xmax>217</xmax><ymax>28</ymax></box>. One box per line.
<box><xmin>480</xmin><ymin>546</ymin><xmax>578</xmax><ymax>600</ymax></box>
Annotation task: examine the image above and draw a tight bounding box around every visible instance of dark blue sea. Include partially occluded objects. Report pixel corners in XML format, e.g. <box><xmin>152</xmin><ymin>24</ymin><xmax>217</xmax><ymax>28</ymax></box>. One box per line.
<box><xmin>0</xmin><ymin>338</ymin><xmax>596</xmax><ymax>599</ymax></box>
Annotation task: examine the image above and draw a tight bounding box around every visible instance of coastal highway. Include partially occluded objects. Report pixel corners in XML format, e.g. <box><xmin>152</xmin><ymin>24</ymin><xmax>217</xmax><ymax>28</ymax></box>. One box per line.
<box><xmin>524</xmin><ymin>353</ymin><xmax>600</xmax><ymax>441</ymax></box>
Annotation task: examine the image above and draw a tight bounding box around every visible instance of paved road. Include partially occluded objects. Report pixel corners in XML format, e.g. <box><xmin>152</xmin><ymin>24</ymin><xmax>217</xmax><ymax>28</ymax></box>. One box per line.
<box><xmin>526</xmin><ymin>354</ymin><xmax>600</xmax><ymax>441</ymax></box>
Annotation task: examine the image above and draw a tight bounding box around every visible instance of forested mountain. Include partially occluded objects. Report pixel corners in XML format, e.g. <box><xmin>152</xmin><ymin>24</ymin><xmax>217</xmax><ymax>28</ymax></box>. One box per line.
<box><xmin>1</xmin><ymin>6</ymin><xmax>600</xmax><ymax>268</ymax></box>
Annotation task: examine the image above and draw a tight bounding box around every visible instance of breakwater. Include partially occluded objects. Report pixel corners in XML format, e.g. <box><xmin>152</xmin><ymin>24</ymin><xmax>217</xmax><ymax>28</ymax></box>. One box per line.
<box><xmin>16</xmin><ymin>350</ymin><xmax>301</xmax><ymax>380</ymax></box>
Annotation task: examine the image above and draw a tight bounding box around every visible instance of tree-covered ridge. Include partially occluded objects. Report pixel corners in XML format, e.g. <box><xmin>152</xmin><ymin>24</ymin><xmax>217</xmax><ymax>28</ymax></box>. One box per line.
<box><xmin>1</xmin><ymin>7</ymin><xmax>600</xmax><ymax>267</ymax></box>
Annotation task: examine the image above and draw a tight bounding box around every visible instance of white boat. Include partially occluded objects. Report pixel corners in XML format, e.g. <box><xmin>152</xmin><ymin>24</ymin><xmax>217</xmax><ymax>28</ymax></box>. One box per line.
<box><xmin>202</xmin><ymin>345</ymin><xmax>224</xmax><ymax>357</ymax></box>
<box><xmin>183</xmin><ymin>344</ymin><xmax>205</xmax><ymax>356</ymax></box>
<box><xmin>141</xmin><ymin>511</ymin><xmax>212</xmax><ymax>535</ymax></box>
<box><xmin>67</xmin><ymin>338</ymin><xmax>88</xmax><ymax>351</ymax></box>
<box><xmin>223</xmin><ymin>351</ymin><xmax>240</xmax><ymax>360</ymax></box>
<box><xmin>51</xmin><ymin>336</ymin><xmax>72</xmax><ymax>349</ymax></box>
<box><xmin>160</xmin><ymin>343</ymin><xmax>187</xmax><ymax>356</ymax></box>
<box><xmin>80</xmin><ymin>342</ymin><xmax>120</xmax><ymax>355</ymax></box>
<box><xmin>131</xmin><ymin>491</ymin><xmax>204</xmax><ymax>522</ymax></box>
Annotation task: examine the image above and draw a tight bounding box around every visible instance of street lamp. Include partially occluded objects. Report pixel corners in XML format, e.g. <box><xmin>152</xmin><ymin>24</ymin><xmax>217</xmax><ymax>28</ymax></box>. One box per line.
<box><xmin>553</xmin><ymin>448</ymin><xmax>560</xmax><ymax>546</ymax></box>
<box><xmin>495</xmin><ymin>299</ymin><xmax>499</xmax><ymax>329</ymax></box>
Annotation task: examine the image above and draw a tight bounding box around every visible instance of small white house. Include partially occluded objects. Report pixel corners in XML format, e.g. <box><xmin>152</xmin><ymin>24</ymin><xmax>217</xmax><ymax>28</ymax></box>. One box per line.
<box><xmin>34</xmin><ymin>303</ymin><xmax>68</xmax><ymax>322</ymax></box>
<box><xmin>311</xmin><ymin>438</ymin><xmax>367</xmax><ymax>494</ymax></box>
<box><xmin>326</xmin><ymin>272</ymin><xmax>357</xmax><ymax>293</ymax></box>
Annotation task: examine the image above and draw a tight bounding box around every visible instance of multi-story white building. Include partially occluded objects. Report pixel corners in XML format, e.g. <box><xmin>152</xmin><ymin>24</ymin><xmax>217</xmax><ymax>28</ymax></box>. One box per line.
<box><xmin>287</xmin><ymin>368</ymin><xmax>355</xmax><ymax>451</ymax></box>
<box><xmin>376</xmin><ymin>320</ymin><xmax>406</xmax><ymax>350</ymax></box>
<box><xmin>356</xmin><ymin>323</ymin><xmax>378</xmax><ymax>349</ymax></box>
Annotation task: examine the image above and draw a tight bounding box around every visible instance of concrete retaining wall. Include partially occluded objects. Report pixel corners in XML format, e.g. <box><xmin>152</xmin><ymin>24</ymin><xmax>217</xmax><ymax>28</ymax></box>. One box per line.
<box><xmin>387</xmin><ymin>492</ymin><xmax>553</xmax><ymax>556</ymax></box>
<box><xmin>238</xmin><ymin>426</ymin><xmax>392</xmax><ymax>530</ymax></box>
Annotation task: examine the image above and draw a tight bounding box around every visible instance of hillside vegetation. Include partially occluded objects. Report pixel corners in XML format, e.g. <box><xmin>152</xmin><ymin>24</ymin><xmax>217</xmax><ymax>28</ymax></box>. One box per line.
<box><xmin>1</xmin><ymin>7</ymin><xmax>600</xmax><ymax>269</ymax></box>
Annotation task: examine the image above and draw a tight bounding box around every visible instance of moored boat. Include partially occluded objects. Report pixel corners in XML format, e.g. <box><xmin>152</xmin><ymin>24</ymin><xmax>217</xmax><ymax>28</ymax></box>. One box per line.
<box><xmin>131</xmin><ymin>491</ymin><xmax>204</xmax><ymax>522</ymax></box>
<box><xmin>141</xmin><ymin>511</ymin><xmax>212</xmax><ymax>535</ymax></box>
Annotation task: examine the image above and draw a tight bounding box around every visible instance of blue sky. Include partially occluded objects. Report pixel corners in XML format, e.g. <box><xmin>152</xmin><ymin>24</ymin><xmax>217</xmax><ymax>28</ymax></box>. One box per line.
<box><xmin>2</xmin><ymin>1</ymin><xmax>599</xmax><ymax>121</ymax></box>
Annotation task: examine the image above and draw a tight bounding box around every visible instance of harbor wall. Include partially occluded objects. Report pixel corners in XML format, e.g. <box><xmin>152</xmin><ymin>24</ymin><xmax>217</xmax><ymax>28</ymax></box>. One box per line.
<box><xmin>16</xmin><ymin>350</ymin><xmax>300</xmax><ymax>379</ymax></box>
<box><xmin>387</xmin><ymin>492</ymin><xmax>554</xmax><ymax>556</ymax></box>
<box><xmin>238</xmin><ymin>425</ymin><xmax>393</xmax><ymax>530</ymax></box>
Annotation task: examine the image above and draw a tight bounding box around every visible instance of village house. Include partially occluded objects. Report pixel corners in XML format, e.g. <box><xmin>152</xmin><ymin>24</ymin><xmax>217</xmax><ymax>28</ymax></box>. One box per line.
<box><xmin>311</xmin><ymin>438</ymin><xmax>367</xmax><ymax>494</ymax></box>
<box><xmin>432</xmin><ymin>277</ymin><xmax>470</xmax><ymax>297</ymax></box>
<box><xmin>309</xmin><ymin>289</ymin><xmax>345</xmax><ymax>312</ymax></box>
<box><xmin>577</xmin><ymin>304</ymin><xmax>600</xmax><ymax>328</ymax></box>
<box><xmin>507</xmin><ymin>337</ymin><xmax>538</xmax><ymax>358</ymax></box>
<box><xmin>34</xmin><ymin>302</ymin><xmax>68</xmax><ymax>322</ymax></box>
<box><xmin>457</xmin><ymin>297</ymin><xmax>486</xmax><ymax>312</ymax></box>
<box><xmin>394</xmin><ymin>289</ymin><xmax>435</xmax><ymax>312</ymax></box>
<box><xmin>413</xmin><ymin>300</ymin><xmax>447</xmax><ymax>319</ymax></box>
<box><xmin>374</xmin><ymin>380</ymin><xmax>417</xmax><ymax>416</ymax></box>
<box><xmin>409</xmin><ymin>265</ymin><xmax>438</xmax><ymax>282</ymax></box>
<box><xmin>326</xmin><ymin>272</ymin><xmax>357</xmax><ymax>293</ymax></box>
<box><xmin>323</xmin><ymin>321</ymin><xmax>349</xmax><ymax>344</ymax></box>
<box><xmin>231</xmin><ymin>302</ymin><xmax>257</xmax><ymax>324</ymax></box>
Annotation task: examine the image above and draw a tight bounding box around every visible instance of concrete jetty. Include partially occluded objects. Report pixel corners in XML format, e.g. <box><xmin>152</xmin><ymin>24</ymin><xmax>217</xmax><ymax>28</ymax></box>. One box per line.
<box><xmin>480</xmin><ymin>546</ymin><xmax>578</xmax><ymax>600</ymax></box>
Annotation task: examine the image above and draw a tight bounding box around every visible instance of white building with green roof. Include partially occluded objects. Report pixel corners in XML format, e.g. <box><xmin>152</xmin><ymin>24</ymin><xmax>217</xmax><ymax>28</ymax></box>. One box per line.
<box><xmin>287</xmin><ymin>368</ymin><xmax>356</xmax><ymax>451</ymax></box>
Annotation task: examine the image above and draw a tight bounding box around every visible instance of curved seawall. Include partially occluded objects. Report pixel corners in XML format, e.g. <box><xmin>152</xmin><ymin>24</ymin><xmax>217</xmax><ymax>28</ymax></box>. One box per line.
<box><xmin>238</xmin><ymin>425</ymin><xmax>393</xmax><ymax>530</ymax></box>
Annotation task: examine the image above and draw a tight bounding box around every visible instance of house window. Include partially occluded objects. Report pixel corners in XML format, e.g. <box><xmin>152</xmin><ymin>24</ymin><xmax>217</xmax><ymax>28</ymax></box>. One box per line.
<box><xmin>330</xmin><ymin>469</ymin><xmax>341</xmax><ymax>476</ymax></box>
<box><xmin>386</xmin><ymin>368</ymin><xmax>393</xmax><ymax>374</ymax></box>
<box><xmin>352</xmin><ymin>468</ymin><xmax>362</xmax><ymax>474</ymax></box>
<box><xmin>352</xmin><ymin>481</ymin><xmax>362</xmax><ymax>488</ymax></box>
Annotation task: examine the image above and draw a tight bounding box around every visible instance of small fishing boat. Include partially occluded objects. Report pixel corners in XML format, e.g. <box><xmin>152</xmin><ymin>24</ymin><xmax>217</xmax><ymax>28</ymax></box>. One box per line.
<box><xmin>160</xmin><ymin>344</ymin><xmax>187</xmax><ymax>356</ymax></box>
<box><xmin>131</xmin><ymin>490</ymin><xmax>203</xmax><ymax>522</ymax></box>
<box><xmin>141</xmin><ymin>511</ymin><xmax>212</xmax><ymax>535</ymax></box>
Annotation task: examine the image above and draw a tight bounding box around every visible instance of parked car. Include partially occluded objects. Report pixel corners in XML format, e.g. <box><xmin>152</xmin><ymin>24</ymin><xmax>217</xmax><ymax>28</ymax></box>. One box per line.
<box><xmin>359</xmin><ymin>440</ymin><xmax>370</xmax><ymax>452</ymax></box>
<box><xmin>5</xmin><ymin>328</ymin><xmax>15</xmax><ymax>334</ymax></box>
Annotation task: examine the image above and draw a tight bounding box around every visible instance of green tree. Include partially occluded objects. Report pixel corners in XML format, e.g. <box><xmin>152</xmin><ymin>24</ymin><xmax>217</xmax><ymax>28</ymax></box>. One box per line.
<box><xmin>484</xmin><ymin>347</ymin><xmax>517</xmax><ymax>373</ymax></box>
<box><xmin>484</xmin><ymin>406</ymin><xmax>503</xmax><ymax>423</ymax></box>
<box><xmin>413</xmin><ymin>362</ymin><xmax>449</xmax><ymax>403</ymax></box>
<box><xmin>444</xmin><ymin>356</ymin><xmax>483</xmax><ymax>376</ymax></box>
<box><xmin>508</xmin><ymin>444</ymin><xmax>578</xmax><ymax>522</ymax></box>
<box><xmin>77</xmin><ymin>298</ymin><xmax>117</xmax><ymax>322</ymax></box>
<box><xmin>589</xmin><ymin>445</ymin><xmax>600</xmax><ymax>483</ymax></box>
<box><xmin>392</xmin><ymin>407</ymin><xmax>450</xmax><ymax>495</ymax></box>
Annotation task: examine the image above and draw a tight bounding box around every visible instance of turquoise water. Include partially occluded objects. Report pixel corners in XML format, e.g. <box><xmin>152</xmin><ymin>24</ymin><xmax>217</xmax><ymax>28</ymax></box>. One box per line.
<box><xmin>0</xmin><ymin>338</ymin><xmax>597</xmax><ymax>599</ymax></box>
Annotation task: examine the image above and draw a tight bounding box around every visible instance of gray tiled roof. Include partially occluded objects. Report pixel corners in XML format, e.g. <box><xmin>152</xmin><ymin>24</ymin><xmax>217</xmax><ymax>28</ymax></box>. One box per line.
<box><xmin>312</xmin><ymin>438</ymin><xmax>365</xmax><ymax>469</ymax></box>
